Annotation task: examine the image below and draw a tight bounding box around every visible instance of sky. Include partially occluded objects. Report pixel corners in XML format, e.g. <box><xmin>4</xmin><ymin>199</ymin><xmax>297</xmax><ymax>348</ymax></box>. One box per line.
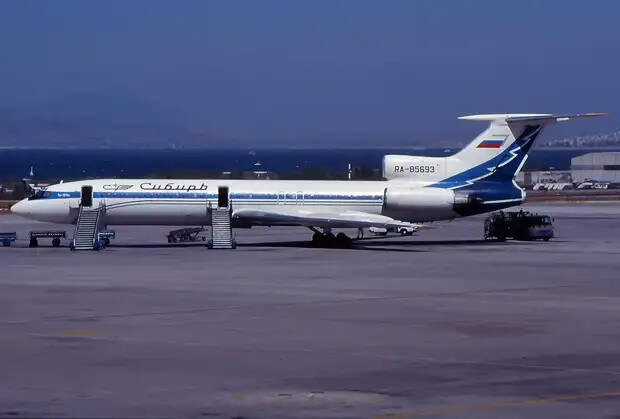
<box><xmin>0</xmin><ymin>0</ymin><xmax>619</xmax><ymax>146</ymax></box>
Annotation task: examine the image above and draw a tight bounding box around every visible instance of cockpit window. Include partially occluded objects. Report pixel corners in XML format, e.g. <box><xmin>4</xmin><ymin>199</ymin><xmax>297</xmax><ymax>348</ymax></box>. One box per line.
<box><xmin>28</xmin><ymin>190</ymin><xmax>51</xmax><ymax>200</ymax></box>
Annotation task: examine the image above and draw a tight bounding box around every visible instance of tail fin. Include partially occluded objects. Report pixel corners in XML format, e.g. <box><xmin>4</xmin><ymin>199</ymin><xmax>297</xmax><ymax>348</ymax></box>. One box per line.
<box><xmin>383</xmin><ymin>113</ymin><xmax>606</xmax><ymax>186</ymax></box>
<box><xmin>449</xmin><ymin>114</ymin><xmax>550</xmax><ymax>181</ymax></box>
<box><xmin>447</xmin><ymin>113</ymin><xmax>606</xmax><ymax>186</ymax></box>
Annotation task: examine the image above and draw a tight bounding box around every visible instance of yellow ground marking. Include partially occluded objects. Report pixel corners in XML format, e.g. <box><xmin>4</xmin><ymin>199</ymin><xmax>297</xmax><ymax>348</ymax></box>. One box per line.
<box><xmin>371</xmin><ymin>391</ymin><xmax>620</xmax><ymax>419</ymax></box>
<box><xmin>61</xmin><ymin>329</ymin><xmax>99</xmax><ymax>336</ymax></box>
<box><xmin>232</xmin><ymin>394</ymin><xmax>245</xmax><ymax>402</ymax></box>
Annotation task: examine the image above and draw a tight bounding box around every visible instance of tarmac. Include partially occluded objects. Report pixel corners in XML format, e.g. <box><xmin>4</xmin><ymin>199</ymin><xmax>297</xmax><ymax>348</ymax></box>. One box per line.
<box><xmin>1</xmin><ymin>202</ymin><xmax>620</xmax><ymax>418</ymax></box>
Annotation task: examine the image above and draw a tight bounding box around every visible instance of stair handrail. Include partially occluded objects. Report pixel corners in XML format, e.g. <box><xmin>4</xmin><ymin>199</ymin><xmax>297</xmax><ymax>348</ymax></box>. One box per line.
<box><xmin>92</xmin><ymin>201</ymin><xmax>106</xmax><ymax>247</ymax></box>
<box><xmin>71</xmin><ymin>204</ymin><xmax>85</xmax><ymax>248</ymax></box>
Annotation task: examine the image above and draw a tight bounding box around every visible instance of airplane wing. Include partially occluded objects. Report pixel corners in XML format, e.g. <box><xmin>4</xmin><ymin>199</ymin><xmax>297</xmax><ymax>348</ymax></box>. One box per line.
<box><xmin>232</xmin><ymin>207</ymin><xmax>423</xmax><ymax>230</ymax></box>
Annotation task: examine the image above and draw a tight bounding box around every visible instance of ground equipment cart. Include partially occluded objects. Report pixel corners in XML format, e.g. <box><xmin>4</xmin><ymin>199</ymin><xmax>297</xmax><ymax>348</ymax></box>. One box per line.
<box><xmin>29</xmin><ymin>230</ymin><xmax>66</xmax><ymax>247</ymax></box>
<box><xmin>484</xmin><ymin>210</ymin><xmax>554</xmax><ymax>241</ymax></box>
<box><xmin>0</xmin><ymin>232</ymin><xmax>17</xmax><ymax>247</ymax></box>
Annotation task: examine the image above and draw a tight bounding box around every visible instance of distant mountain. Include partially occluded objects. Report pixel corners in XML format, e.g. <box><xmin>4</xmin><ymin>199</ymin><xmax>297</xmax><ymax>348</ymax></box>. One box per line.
<box><xmin>0</xmin><ymin>92</ymin><xmax>221</xmax><ymax>148</ymax></box>
<box><xmin>33</xmin><ymin>92</ymin><xmax>190</xmax><ymax>127</ymax></box>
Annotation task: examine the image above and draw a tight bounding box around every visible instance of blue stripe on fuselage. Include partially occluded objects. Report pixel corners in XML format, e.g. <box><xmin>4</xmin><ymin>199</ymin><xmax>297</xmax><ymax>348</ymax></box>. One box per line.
<box><xmin>40</xmin><ymin>191</ymin><xmax>383</xmax><ymax>201</ymax></box>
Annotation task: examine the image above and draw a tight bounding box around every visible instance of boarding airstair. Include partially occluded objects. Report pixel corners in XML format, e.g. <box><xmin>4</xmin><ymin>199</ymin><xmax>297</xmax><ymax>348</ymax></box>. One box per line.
<box><xmin>209</xmin><ymin>204</ymin><xmax>235</xmax><ymax>249</ymax></box>
<box><xmin>72</xmin><ymin>203</ymin><xmax>105</xmax><ymax>250</ymax></box>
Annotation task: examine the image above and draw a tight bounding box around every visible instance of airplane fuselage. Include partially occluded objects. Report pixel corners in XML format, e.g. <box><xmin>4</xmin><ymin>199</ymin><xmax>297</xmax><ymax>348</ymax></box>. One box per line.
<box><xmin>12</xmin><ymin>178</ymin><xmax>460</xmax><ymax>226</ymax></box>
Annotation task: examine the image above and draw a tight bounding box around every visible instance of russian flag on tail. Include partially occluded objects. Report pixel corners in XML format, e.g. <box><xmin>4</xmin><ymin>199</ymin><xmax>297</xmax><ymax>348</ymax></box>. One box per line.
<box><xmin>477</xmin><ymin>139</ymin><xmax>504</xmax><ymax>149</ymax></box>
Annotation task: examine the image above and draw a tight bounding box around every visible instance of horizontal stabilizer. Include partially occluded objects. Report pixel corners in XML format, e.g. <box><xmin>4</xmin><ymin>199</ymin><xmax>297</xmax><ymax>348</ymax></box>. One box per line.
<box><xmin>506</xmin><ymin>113</ymin><xmax>607</xmax><ymax>123</ymax></box>
<box><xmin>458</xmin><ymin>113</ymin><xmax>607</xmax><ymax>124</ymax></box>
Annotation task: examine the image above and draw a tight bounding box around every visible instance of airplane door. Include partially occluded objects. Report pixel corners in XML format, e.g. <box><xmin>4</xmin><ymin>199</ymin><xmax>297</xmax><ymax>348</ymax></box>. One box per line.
<box><xmin>218</xmin><ymin>186</ymin><xmax>229</xmax><ymax>208</ymax></box>
<box><xmin>81</xmin><ymin>185</ymin><xmax>93</xmax><ymax>207</ymax></box>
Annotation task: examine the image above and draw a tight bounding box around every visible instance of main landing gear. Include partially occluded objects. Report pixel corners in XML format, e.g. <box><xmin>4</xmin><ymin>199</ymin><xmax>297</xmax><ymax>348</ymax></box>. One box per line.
<box><xmin>309</xmin><ymin>227</ymin><xmax>353</xmax><ymax>248</ymax></box>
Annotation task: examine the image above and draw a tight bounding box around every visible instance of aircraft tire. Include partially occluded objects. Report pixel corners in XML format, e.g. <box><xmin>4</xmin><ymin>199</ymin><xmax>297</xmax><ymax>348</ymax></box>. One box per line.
<box><xmin>336</xmin><ymin>232</ymin><xmax>352</xmax><ymax>247</ymax></box>
<box><xmin>325</xmin><ymin>233</ymin><xmax>336</xmax><ymax>248</ymax></box>
<box><xmin>311</xmin><ymin>232</ymin><xmax>323</xmax><ymax>246</ymax></box>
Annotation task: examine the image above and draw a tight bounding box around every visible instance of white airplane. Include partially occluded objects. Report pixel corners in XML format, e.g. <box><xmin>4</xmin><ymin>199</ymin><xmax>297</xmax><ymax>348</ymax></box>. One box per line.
<box><xmin>11</xmin><ymin>113</ymin><xmax>604</xmax><ymax>246</ymax></box>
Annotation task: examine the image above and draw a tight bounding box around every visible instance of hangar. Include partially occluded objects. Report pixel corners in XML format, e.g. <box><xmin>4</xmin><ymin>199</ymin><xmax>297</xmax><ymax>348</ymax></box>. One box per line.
<box><xmin>571</xmin><ymin>152</ymin><xmax>620</xmax><ymax>183</ymax></box>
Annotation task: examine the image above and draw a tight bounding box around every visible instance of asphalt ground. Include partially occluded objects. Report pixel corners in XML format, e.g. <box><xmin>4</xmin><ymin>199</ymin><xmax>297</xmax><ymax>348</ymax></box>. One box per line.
<box><xmin>1</xmin><ymin>202</ymin><xmax>620</xmax><ymax>418</ymax></box>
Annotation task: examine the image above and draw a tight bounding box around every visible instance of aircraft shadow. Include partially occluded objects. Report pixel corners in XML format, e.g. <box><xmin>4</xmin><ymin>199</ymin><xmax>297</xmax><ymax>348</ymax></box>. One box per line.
<box><xmin>238</xmin><ymin>240</ymin><xmax>427</xmax><ymax>252</ymax></box>
<box><xmin>107</xmin><ymin>238</ymin><xmax>518</xmax><ymax>251</ymax></box>
<box><xmin>239</xmin><ymin>237</ymin><xmax>530</xmax><ymax>249</ymax></box>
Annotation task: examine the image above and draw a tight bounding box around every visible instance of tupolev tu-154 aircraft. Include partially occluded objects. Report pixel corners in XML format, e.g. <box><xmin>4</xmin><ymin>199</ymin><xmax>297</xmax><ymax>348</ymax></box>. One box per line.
<box><xmin>11</xmin><ymin>113</ymin><xmax>604</xmax><ymax>247</ymax></box>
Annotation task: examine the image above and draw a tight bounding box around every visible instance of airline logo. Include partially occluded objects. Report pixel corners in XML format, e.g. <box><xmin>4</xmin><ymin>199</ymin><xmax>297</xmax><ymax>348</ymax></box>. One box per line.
<box><xmin>477</xmin><ymin>139</ymin><xmax>504</xmax><ymax>149</ymax></box>
<box><xmin>103</xmin><ymin>184</ymin><xmax>134</xmax><ymax>191</ymax></box>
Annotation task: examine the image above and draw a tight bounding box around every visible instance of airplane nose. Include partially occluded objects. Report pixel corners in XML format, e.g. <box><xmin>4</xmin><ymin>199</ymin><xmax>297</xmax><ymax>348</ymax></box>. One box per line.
<box><xmin>10</xmin><ymin>200</ymin><xmax>27</xmax><ymax>216</ymax></box>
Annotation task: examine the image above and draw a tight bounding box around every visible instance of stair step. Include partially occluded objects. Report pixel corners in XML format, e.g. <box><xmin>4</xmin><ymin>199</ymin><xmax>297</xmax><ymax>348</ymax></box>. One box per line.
<box><xmin>210</xmin><ymin>207</ymin><xmax>233</xmax><ymax>249</ymax></box>
<box><xmin>73</xmin><ymin>205</ymin><xmax>104</xmax><ymax>250</ymax></box>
